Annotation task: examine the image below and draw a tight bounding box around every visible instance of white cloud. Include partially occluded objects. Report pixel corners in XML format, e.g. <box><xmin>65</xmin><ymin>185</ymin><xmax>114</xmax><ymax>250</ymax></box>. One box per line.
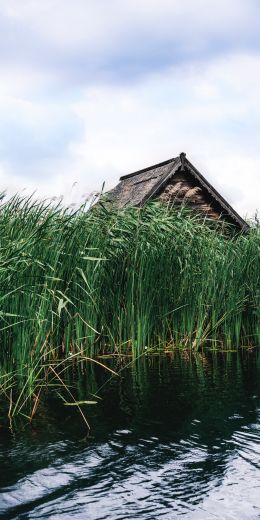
<box><xmin>0</xmin><ymin>0</ymin><xmax>259</xmax><ymax>85</ymax></box>
<box><xmin>2</xmin><ymin>52</ymin><xmax>259</xmax><ymax>217</ymax></box>
<box><xmin>0</xmin><ymin>0</ymin><xmax>254</xmax><ymax>47</ymax></box>
<box><xmin>0</xmin><ymin>2</ymin><xmax>259</xmax><ymax>217</ymax></box>
<box><xmin>68</xmin><ymin>53</ymin><xmax>260</xmax><ymax>217</ymax></box>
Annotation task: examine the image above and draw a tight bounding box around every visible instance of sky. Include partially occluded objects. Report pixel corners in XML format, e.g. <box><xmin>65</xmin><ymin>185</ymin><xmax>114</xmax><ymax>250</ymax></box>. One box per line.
<box><xmin>0</xmin><ymin>0</ymin><xmax>260</xmax><ymax>218</ymax></box>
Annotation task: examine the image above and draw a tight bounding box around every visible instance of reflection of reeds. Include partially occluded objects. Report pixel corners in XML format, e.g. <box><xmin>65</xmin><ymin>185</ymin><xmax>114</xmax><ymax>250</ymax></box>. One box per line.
<box><xmin>0</xmin><ymin>196</ymin><xmax>259</xmax><ymax>420</ymax></box>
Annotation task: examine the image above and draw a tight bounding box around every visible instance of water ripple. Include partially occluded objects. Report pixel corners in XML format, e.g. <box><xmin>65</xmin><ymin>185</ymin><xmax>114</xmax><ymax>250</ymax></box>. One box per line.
<box><xmin>0</xmin><ymin>353</ymin><xmax>260</xmax><ymax>519</ymax></box>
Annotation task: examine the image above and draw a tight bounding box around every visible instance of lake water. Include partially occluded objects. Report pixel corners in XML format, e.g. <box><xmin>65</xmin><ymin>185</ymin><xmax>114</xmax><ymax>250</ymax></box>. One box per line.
<box><xmin>0</xmin><ymin>350</ymin><xmax>260</xmax><ymax>519</ymax></box>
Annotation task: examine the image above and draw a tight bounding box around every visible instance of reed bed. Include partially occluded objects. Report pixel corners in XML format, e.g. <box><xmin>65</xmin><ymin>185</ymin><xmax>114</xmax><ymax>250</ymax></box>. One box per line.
<box><xmin>0</xmin><ymin>195</ymin><xmax>259</xmax><ymax>419</ymax></box>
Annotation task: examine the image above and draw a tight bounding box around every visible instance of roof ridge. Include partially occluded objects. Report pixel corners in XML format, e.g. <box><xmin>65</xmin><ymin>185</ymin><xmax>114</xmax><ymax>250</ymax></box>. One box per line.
<box><xmin>120</xmin><ymin>157</ymin><xmax>177</xmax><ymax>181</ymax></box>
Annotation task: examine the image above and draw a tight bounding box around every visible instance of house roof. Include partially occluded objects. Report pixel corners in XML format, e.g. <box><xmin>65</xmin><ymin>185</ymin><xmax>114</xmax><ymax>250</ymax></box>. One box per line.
<box><xmin>106</xmin><ymin>153</ymin><xmax>249</xmax><ymax>231</ymax></box>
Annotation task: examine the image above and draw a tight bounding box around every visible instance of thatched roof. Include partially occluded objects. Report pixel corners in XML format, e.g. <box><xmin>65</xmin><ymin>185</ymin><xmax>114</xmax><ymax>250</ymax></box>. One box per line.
<box><xmin>106</xmin><ymin>153</ymin><xmax>249</xmax><ymax>231</ymax></box>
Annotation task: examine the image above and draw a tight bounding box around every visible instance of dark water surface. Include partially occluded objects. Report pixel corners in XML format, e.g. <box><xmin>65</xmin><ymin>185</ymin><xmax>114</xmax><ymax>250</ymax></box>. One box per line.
<box><xmin>0</xmin><ymin>351</ymin><xmax>260</xmax><ymax>519</ymax></box>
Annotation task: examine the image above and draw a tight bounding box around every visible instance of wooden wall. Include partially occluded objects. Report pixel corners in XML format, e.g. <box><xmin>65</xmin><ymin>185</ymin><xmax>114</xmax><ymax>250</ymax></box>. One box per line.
<box><xmin>157</xmin><ymin>171</ymin><xmax>223</xmax><ymax>221</ymax></box>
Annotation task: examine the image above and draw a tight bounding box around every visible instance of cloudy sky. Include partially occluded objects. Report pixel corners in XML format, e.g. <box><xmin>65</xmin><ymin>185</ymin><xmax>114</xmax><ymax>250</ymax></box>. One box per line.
<box><xmin>0</xmin><ymin>0</ymin><xmax>259</xmax><ymax>217</ymax></box>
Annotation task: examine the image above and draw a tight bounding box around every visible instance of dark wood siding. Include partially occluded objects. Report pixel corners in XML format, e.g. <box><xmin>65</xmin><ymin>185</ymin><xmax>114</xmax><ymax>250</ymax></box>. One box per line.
<box><xmin>156</xmin><ymin>171</ymin><xmax>223</xmax><ymax>221</ymax></box>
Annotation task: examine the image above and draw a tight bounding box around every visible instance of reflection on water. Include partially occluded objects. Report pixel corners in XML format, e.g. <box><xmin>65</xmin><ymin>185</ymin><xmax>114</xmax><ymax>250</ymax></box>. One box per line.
<box><xmin>0</xmin><ymin>351</ymin><xmax>260</xmax><ymax>519</ymax></box>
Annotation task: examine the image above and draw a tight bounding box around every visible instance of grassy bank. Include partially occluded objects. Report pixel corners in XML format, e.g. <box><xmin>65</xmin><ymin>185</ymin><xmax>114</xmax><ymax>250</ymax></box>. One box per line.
<box><xmin>0</xmin><ymin>195</ymin><xmax>259</xmax><ymax>419</ymax></box>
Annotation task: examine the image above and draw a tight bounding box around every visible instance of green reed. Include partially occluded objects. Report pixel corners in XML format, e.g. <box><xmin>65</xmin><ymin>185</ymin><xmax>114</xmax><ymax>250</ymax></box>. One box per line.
<box><xmin>0</xmin><ymin>194</ymin><xmax>259</xmax><ymax>419</ymax></box>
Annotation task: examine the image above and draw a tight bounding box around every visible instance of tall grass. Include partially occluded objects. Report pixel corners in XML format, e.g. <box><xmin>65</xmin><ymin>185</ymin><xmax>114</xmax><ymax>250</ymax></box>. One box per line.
<box><xmin>0</xmin><ymin>195</ymin><xmax>259</xmax><ymax>419</ymax></box>
<box><xmin>0</xmin><ymin>195</ymin><xmax>259</xmax><ymax>357</ymax></box>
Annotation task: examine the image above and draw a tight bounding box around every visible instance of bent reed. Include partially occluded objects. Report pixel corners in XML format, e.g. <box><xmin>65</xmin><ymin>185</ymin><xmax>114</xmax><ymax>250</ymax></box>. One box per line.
<box><xmin>0</xmin><ymin>195</ymin><xmax>259</xmax><ymax>420</ymax></box>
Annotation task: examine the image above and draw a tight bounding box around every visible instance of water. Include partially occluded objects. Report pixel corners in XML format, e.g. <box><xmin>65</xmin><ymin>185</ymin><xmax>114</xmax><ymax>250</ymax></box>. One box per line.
<box><xmin>0</xmin><ymin>350</ymin><xmax>260</xmax><ymax>519</ymax></box>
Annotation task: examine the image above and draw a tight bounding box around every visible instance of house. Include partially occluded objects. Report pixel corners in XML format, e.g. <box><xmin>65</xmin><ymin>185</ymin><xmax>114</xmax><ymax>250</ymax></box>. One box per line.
<box><xmin>106</xmin><ymin>152</ymin><xmax>249</xmax><ymax>231</ymax></box>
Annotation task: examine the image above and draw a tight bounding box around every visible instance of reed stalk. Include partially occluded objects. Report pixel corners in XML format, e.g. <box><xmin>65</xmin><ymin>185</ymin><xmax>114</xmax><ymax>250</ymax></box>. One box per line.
<box><xmin>0</xmin><ymin>195</ymin><xmax>259</xmax><ymax>419</ymax></box>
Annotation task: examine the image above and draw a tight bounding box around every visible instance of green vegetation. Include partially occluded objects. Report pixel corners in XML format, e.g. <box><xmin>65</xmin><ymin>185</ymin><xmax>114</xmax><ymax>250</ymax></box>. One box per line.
<box><xmin>0</xmin><ymin>195</ymin><xmax>259</xmax><ymax>420</ymax></box>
